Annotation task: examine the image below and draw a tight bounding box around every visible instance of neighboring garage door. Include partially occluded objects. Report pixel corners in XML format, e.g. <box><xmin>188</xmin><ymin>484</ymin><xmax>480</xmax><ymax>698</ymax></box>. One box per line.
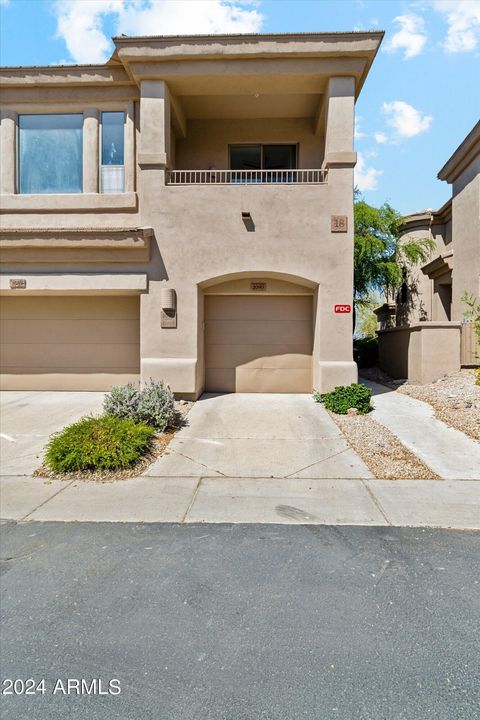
<box><xmin>0</xmin><ymin>296</ymin><xmax>140</xmax><ymax>391</ymax></box>
<box><xmin>205</xmin><ymin>295</ymin><xmax>313</xmax><ymax>393</ymax></box>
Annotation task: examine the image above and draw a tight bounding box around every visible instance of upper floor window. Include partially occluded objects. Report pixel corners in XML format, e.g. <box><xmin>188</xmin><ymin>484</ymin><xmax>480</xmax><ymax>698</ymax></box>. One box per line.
<box><xmin>100</xmin><ymin>111</ymin><xmax>125</xmax><ymax>193</ymax></box>
<box><xmin>19</xmin><ymin>114</ymin><xmax>83</xmax><ymax>194</ymax></box>
<box><xmin>230</xmin><ymin>144</ymin><xmax>297</xmax><ymax>171</ymax></box>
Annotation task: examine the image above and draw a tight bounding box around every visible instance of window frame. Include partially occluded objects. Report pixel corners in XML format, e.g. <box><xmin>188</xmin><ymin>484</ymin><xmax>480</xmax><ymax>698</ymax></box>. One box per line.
<box><xmin>228</xmin><ymin>143</ymin><xmax>299</xmax><ymax>171</ymax></box>
<box><xmin>17</xmin><ymin>112</ymin><xmax>84</xmax><ymax>195</ymax></box>
<box><xmin>99</xmin><ymin>110</ymin><xmax>126</xmax><ymax>194</ymax></box>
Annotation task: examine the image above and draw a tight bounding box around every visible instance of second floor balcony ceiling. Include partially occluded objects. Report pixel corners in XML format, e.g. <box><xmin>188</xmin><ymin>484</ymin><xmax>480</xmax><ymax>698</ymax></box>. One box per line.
<box><xmin>113</xmin><ymin>30</ymin><xmax>384</xmax><ymax>136</ymax></box>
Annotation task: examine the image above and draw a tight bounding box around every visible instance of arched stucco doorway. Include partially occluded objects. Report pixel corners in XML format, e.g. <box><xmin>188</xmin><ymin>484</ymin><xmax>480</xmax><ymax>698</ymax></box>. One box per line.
<box><xmin>198</xmin><ymin>272</ymin><xmax>317</xmax><ymax>393</ymax></box>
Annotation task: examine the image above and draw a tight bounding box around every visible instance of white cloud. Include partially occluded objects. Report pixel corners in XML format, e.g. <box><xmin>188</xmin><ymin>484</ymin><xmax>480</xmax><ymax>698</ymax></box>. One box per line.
<box><xmin>355</xmin><ymin>152</ymin><xmax>382</xmax><ymax>192</ymax></box>
<box><xmin>54</xmin><ymin>0</ymin><xmax>264</xmax><ymax>64</ymax></box>
<box><xmin>433</xmin><ymin>0</ymin><xmax>480</xmax><ymax>53</ymax></box>
<box><xmin>374</xmin><ymin>131</ymin><xmax>388</xmax><ymax>144</ymax></box>
<box><xmin>354</xmin><ymin>116</ymin><xmax>366</xmax><ymax>140</ymax></box>
<box><xmin>382</xmin><ymin>100</ymin><xmax>433</xmax><ymax>138</ymax></box>
<box><xmin>384</xmin><ymin>14</ymin><xmax>428</xmax><ymax>59</ymax></box>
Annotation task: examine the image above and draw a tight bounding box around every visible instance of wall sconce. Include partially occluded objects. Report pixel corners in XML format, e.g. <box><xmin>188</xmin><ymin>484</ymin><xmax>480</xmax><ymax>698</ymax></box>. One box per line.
<box><xmin>242</xmin><ymin>211</ymin><xmax>255</xmax><ymax>232</ymax></box>
<box><xmin>161</xmin><ymin>288</ymin><xmax>177</xmax><ymax>328</ymax></box>
<box><xmin>161</xmin><ymin>288</ymin><xmax>176</xmax><ymax>311</ymax></box>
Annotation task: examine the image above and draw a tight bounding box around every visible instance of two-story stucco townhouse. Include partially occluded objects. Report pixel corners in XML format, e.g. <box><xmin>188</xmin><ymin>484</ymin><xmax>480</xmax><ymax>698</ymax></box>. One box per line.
<box><xmin>0</xmin><ymin>31</ymin><xmax>383</xmax><ymax>398</ymax></box>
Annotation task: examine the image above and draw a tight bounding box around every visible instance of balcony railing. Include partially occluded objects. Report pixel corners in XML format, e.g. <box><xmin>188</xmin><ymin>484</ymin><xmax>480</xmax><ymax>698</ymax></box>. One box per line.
<box><xmin>166</xmin><ymin>169</ymin><xmax>328</xmax><ymax>185</ymax></box>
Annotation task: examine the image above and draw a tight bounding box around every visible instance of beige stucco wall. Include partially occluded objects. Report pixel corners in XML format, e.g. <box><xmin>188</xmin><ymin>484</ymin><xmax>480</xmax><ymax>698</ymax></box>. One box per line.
<box><xmin>451</xmin><ymin>156</ymin><xmax>480</xmax><ymax>320</ymax></box>
<box><xmin>176</xmin><ymin>118</ymin><xmax>325</xmax><ymax>170</ymax></box>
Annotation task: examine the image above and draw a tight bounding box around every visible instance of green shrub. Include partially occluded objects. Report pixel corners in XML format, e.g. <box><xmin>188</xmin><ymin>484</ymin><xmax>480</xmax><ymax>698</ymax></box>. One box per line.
<box><xmin>103</xmin><ymin>378</ymin><xmax>175</xmax><ymax>431</ymax></box>
<box><xmin>313</xmin><ymin>383</ymin><xmax>372</xmax><ymax>415</ymax></box>
<box><xmin>353</xmin><ymin>336</ymin><xmax>378</xmax><ymax>368</ymax></box>
<box><xmin>45</xmin><ymin>415</ymin><xmax>155</xmax><ymax>473</ymax></box>
<box><xmin>475</xmin><ymin>368</ymin><xmax>480</xmax><ymax>387</ymax></box>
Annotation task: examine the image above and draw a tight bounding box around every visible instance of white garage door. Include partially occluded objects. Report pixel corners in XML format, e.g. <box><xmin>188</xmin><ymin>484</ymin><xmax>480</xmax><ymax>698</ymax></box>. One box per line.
<box><xmin>0</xmin><ymin>295</ymin><xmax>140</xmax><ymax>391</ymax></box>
<box><xmin>205</xmin><ymin>295</ymin><xmax>313</xmax><ymax>393</ymax></box>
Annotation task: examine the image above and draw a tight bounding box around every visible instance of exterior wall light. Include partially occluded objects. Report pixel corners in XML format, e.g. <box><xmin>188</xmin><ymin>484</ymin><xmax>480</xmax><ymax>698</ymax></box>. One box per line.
<box><xmin>161</xmin><ymin>287</ymin><xmax>176</xmax><ymax>311</ymax></box>
<box><xmin>161</xmin><ymin>288</ymin><xmax>177</xmax><ymax>328</ymax></box>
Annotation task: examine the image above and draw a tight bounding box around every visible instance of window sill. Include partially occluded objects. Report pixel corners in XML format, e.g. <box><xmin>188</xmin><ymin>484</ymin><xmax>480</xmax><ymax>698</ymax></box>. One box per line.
<box><xmin>0</xmin><ymin>192</ymin><xmax>137</xmax><ymax>213</ymax></box>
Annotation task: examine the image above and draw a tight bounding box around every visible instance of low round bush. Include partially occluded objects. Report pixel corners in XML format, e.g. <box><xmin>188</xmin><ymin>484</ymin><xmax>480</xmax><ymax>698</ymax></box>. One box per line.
<box><xmin>103</xmin><ymin>378</ymin><xmax>175</xmax><ymax>431</ymax></box>
<box><xmin>45</xmin><ymin>415</ymin><xmax>155</xmax><ymax>473</ymax></box>
<box><xmin>313</xmin><ymin>383</ymin><xmax>372</xmax><ymax>415</ymax></box>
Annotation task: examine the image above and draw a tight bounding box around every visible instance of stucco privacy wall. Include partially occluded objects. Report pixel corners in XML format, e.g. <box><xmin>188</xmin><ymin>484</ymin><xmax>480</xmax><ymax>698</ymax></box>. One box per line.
<box><xmin>0</xmin><ymin>32</ymin><xmax>384</xmax><ymax>395</ymax></box>
<box><xmin>378</xmin><ymin>323</ymin><xmax>461</xmax><ymax>384</ymax></box>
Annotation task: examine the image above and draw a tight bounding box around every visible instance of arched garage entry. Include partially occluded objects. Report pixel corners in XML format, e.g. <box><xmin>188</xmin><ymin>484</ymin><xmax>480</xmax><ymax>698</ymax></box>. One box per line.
<box><xmin>200</xmin><ymin>273</ymin><xmax>317</xmax><ymax>393</ymax></box>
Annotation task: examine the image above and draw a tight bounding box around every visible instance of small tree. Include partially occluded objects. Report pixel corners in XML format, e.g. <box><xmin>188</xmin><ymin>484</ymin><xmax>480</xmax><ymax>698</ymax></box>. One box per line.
<box><xmin>354</xmin><ymin>193</ymin><xmax>435</xmax><ymax>311</ymax></box>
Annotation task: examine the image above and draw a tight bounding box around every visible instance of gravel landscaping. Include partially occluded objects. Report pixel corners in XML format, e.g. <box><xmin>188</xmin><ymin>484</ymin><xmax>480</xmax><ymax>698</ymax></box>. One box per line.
<box><xmin>328</xmin><ymin>411</ymin><xmax>440</xmax><ymax>480</ymax></box>
<box><xmin>362</xmin><ymin>367</ymin><xmax>480</xmax><ymax>441</ymax></box>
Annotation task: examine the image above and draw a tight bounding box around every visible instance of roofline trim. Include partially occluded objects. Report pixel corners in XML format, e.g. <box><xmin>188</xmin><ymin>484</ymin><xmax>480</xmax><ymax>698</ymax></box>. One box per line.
<box><xmin>112</xmin><ymin>30</ymin><xmax>385</xmax><ymax>42</ymax></box>
<box><xmin>437</xmin><ymin>120</ymin><xmax>480</xmax><ymax>183</ymax></box>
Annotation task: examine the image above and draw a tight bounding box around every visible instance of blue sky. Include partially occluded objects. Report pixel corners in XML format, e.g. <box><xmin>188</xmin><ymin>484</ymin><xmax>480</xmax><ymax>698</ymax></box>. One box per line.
<box><xmin>1</xmin><ymin>0</ymin><xmax>479</xmax><ymax>214</ymax></box>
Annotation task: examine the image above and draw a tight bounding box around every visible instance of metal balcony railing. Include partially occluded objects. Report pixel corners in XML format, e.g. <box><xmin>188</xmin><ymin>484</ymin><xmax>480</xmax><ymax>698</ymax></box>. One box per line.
<box><xmin>166</xmin><ymin>169</ymin><xmax>328</xmax><ymax>185</ymax></box>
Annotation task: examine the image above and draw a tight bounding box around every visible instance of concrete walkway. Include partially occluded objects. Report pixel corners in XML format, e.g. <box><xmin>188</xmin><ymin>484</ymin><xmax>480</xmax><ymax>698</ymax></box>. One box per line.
<box><xmin>364</xmin><ymin>381</ymin><xmax>480</xmax><ymax>480</ymax></box>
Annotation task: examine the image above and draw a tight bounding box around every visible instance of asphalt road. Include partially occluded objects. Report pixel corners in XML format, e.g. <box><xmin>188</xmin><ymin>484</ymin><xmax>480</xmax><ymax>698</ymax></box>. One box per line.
<box><xmin>1</xmin><ymin>522</ymin><xmax>479</xmax><ymax>720</ymax></box>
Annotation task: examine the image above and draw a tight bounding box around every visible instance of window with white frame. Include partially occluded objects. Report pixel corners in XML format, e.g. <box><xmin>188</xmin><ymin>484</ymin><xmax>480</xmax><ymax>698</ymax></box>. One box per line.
<box><xmin>18</xmin><ymin>114</ymin><xmax>83</xmax><ymax>194</ymax></box>
<box><xmin>100</xmin><ymin>111</ymin><xmax>125</xmax><ymax>193</ymax></box>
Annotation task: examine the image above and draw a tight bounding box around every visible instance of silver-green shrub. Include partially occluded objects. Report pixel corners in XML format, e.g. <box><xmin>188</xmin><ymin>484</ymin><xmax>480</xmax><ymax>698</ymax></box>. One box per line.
<box><xmin>103</xmin><ymin>379</ymin><xmax>175</xmax><ymax>431</ymax></box>
<box><xmin>137</xmin><ymin>379</ymin><xmax>175</xmax><ymax>431</ymax></box>
<box><xmin>103</xmin><ymin>382</ymin><xmax>140</xmax><ymax>421</ymax></box>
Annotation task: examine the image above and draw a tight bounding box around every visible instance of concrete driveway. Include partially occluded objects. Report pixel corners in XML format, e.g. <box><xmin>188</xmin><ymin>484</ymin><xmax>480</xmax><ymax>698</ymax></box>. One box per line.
<box><xmin>0</xmin><ymin>391</ymin><xmax>104</xmax><ymax>475</ymax></box>
<box><xmin>146</xmin><ymin>393</ymin><xmax>373</xmax><ymax>479</ymax></box>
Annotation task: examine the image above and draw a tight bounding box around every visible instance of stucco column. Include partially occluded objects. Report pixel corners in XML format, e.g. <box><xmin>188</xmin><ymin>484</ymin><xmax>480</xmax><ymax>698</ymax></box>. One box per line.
<box><xmin>0</xmin><ymin>109</ymin><xmax>17</xmax><ymax>194</ymax></box>
<box><xmin>323</xmin><ymin>76</ymin><xmax>356</xmax><ymax>167</ymax></box>
<box><xmin>83</xmin><ymin>108</ymin><xmax>99</xmax><ymax>193</ymax></box>
<box><xmin>313</xmin><ymin>76</ymin><xmax>358</xmax><ymax>392</ymax></box>
<box><xmin>138</xmin><ymin>80</ymin><xmax>171</xmax><ymax>170</ymax></box>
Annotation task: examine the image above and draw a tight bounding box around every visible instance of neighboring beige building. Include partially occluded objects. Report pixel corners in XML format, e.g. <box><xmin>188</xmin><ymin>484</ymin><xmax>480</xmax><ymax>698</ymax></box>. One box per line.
<box><xmin>377</xmin><ymin>121</ymin><xmax>480</xmax><ymax>382</ymax></box>
<box><xmin>0</xmin><ymin>31</ymin><xmax>383</xmax><ymax>397</ymax></box>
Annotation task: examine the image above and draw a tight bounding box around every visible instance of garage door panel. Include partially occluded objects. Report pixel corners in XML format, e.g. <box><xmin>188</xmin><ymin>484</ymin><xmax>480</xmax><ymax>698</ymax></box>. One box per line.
<box><xmin>1</xmin><ymin>342</ymin><xmax>139</xmax><ymax>370</ymax></box>
<box><xmin>0</xmin><ymin>372</ymin><xmax>139</xmax><ymax>392</ymax></box>
<box><xmin>205</xmin><ymin>320</ymin><xmax>312</xmax><ymax>346</ymax></box>
<box><xmin>204</xmin><ymin>294</ymin><xmax>313</xmax><ymax>393</ymax></box>
<box><xmin>205</xmin><ymin>368</ymin><xmax>236</xmax><ymax>393</ymax></box>
<box><xmin>0</xmin><ymin>296</ymin><xmax>139</xmax><ymax>320</ymax></box>
<box><xmin>206</xmin><ymin>345</ymin><xmax>312</xmax><ymax>369</ymax></box>
<box><xmin>0</xmin><ymin>319</ymin><xmax>140</xmax><ymax>345</ymax></box>
<box><xmin>236</xmin><ymin>368</ymin><xmax>312</xmax><ymax>393</ymax></box>
<box><xmin>205</xmin><ymin>295</ymin><xmax>312</xmax><ymax>321</ymax></box>
<box><xmin>0</xmin><ymin>296</ymin><xmax>140</xmax><ymax>390</ymax></box>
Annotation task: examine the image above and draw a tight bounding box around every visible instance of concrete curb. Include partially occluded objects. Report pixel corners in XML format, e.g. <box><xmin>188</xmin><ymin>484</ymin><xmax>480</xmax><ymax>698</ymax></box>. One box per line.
<box><xmin>1</xmin><ymin>475</ymin><xmax>479</xmax><ymax>530</ymax></box>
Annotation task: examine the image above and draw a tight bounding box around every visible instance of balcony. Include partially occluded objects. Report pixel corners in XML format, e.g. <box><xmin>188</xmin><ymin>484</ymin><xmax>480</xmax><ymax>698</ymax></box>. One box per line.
<box><xmin>166</xmin><ymin>169</ymin><xmax>328</xmax><ymax>186</ymax></box>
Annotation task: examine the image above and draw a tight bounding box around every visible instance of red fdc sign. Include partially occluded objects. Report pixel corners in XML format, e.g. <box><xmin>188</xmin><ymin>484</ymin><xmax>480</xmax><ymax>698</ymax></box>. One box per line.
<box><xmin>334</xmin><ymin>304</ymin><xmax>351</xmax><ymax>314</ymax></box>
